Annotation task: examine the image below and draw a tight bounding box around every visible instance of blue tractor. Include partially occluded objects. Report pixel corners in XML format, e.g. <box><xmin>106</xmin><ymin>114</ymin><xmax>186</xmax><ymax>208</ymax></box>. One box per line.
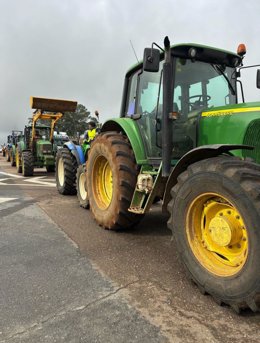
<box><xmin>55</xmin><ymin>116</ymin><xmax>99</xmax><ymax>208</ymax></box>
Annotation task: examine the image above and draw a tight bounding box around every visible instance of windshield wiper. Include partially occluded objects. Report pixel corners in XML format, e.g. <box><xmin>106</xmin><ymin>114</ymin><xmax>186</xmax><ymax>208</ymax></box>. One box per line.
<box><xmin>211</xmin><ymin>64</ymin><xmax>236</xmax><ymax>96</ymax></box>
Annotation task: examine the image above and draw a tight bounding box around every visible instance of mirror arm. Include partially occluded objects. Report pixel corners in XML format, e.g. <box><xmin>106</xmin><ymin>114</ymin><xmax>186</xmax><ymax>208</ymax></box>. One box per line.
<box><xmin>237</xmin><ymin>79</ymin><xmax>245</xmax><ymax>103</ymax></box>
<box><xmin>151</xmin><ymin>42</ymin><xmax>164</xmax><ymax>52</ymax></box>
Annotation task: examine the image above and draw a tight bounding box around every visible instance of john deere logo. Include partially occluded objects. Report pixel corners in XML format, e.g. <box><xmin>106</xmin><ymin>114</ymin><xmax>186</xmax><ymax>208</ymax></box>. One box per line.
<box><xmin>202</xmin><ymin>107</ymin><xmax>260</xmax><ymax>117</ymax></box>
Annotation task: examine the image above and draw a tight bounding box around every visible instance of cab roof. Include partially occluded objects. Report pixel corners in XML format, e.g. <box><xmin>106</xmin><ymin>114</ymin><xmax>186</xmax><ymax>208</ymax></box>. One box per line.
<box><xmin>126</xmin><ymin>43</ymin><xmax>241</xmax><ymax>77</ymax></box>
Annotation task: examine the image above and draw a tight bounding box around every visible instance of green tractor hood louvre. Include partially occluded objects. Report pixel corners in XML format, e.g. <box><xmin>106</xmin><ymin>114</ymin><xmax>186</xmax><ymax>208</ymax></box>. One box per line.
<box><xmin>243</xmin><ymin>119</ymin><xmax>260</xmax><ymax>163</ymax></box>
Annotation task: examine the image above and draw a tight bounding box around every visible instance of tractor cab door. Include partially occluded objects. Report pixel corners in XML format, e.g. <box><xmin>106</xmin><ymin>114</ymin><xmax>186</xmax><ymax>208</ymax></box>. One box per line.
<box><xmin>125</xmin><ymin>63</ymin><xmax>208</xmax><ymax>161</ymax></box>
<box><xmin>124</xmin><ymin>67</ymin><xmax>163</xmax><ymax>161</ymax></box>
<box><xmin>136</xmin><ymin>68</ymin><xmax>163</xmax><ymax>160</ymax></box>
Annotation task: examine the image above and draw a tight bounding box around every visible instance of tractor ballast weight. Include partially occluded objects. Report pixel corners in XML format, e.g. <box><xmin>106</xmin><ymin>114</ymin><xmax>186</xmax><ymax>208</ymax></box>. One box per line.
<box><xmin>83</xmin><ymin>37</ymin><xmax>260</xmax><ymax>312</ymax></box>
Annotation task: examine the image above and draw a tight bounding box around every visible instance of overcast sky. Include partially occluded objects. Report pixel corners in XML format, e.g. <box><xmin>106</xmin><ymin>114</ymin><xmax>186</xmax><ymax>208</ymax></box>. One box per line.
<box><xmin>1</xmin><ymin>0</ymin><xmax>260</xmax><ymax>143</ymax></box>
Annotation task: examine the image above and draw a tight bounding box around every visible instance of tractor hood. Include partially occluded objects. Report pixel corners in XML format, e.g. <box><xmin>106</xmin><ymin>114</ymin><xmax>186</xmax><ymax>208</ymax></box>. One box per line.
<box><xmin>199</xmin><ymin>101</ymin><xmax>260</xmax><ymax>162</ymax></box>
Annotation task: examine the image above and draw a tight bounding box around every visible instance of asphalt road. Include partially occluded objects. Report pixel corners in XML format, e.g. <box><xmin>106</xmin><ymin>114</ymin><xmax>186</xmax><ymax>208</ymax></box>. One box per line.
<box><xmin>0</xmin><ymin>155</ymin><xmax>259</xmax><ymax>342</ymax></box>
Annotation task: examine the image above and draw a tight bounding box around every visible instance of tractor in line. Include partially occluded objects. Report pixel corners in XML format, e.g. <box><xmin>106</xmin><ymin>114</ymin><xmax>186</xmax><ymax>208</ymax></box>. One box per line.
<box><xmin>5</xmin><ymin>130</ymin><xmax>23</xmax><ymax>165</ymax></box>
<box><xmin>56</xmin><ymin>37</ymin><xmax>260</xmax><ymax>312</ymax></box>
<box><xmin>16</xmin><ymin>97</ymin><xmax>77</xmax><ymax>176</ymax></box>
<box><xmin>55</xmin><ymin>115</ymin><xmax>99</xmax><ymax>208</ymax></box>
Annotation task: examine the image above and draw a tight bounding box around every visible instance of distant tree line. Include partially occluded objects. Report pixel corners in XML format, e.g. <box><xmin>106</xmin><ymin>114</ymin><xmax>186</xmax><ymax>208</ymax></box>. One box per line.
<box><xmin>55</xmin><ymin>104</ymin><xmax>90</xmax><ymax>137</ymax></box>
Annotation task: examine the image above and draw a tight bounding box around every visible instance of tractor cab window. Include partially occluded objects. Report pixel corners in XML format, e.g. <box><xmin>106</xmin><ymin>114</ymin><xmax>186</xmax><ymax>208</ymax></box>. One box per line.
<box><xmin>136</xmin><ymin>67</ymin><xmax>163</xmax><ymax>157</ymax></box>
<box><xmin>126</xmin><ymin>56</ymin><xmax>237</xmax><ymax>161</ymax></box>
<box><xmin>171</xmin><ymin>58</ymin><xmax>237</xmax><ymax>158</ymax></box>
<box><xmin>126</xmin><ymin>72</ymin><xmax>138</xmax><ymax>116</ymax></box>
<box><xmin>137</xmin><ymin>71</ymin><xmax>162</xmax><ymax>114</ymax></box>
<box><xmin>36</xmin><ymin>128</ymin><xmax>50</xmax><ymax>139</ymax></box>
<box><xmin>174</xmin><ymin>58</ymin><xmax>236</xmax><ymax>116</ymax></box>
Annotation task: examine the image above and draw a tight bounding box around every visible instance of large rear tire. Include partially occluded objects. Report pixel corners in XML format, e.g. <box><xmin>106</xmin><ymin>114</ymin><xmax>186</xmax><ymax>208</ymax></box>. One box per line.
<box><xmin>55</xmin><ymin>148</ymin><xmax>77</xmax><ymax>195</ymax></box>
<box><xmin>86</xmin><ymin>132</ymin><xmax>142</xmax><ymax>230</ymax></box>
<box><xmin>76</xmin><ymin>164</ymin><xmax>89</xmax><ymax>209</ymax></box>
<box><xmin>167</xmin><ymin>156</ymin><xmax>260</xmax><ymax>313</ymax></box>
<box><xmin>22</xmin><ymin>151</ymin><xmax>34</xmax><ymax>176</ymax></box>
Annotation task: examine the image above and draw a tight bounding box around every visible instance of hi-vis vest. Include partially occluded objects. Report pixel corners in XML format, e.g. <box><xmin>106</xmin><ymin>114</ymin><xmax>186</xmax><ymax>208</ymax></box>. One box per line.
<box><xmin>86</xmin><ymin>128</ymin><xmax>96</xmax><ymax>142</ymax></box>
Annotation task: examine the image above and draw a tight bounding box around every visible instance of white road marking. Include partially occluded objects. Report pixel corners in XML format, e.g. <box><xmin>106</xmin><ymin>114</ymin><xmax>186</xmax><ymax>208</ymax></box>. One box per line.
<box><xmin>0</xmin><ymin>172</ymin><xmax>56</xmax><ymax>187</ymax></box>
<box><xmin>24</xmin><ymin>176</ymin><xmax>56</xmax><ymax>187</ymax></box>
<box><xmin>0</xmin><ymin>183</ymin><xmax>55</xmax><ymax>187</ymax></box>
<box><xmin>0</xmin><ymin>171</ymin><xmax>24</xmax><ymax>178</ymax></box>
<box><xmin>0</xmin><ymin>197</ymin><xmax>18</xmax><ymax>204</ymax></box>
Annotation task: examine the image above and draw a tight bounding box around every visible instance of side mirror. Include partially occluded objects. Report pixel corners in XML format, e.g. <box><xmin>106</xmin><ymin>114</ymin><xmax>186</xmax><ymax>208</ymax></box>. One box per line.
<box><xmin>143</xmin><ymin>48</ymin><xmax>160</xmax><ymax>72</ymax></box>
<box><xmin>257</xmin><ymin>69</ymin><xmax>260</xmax><ymax>89</ymax></box>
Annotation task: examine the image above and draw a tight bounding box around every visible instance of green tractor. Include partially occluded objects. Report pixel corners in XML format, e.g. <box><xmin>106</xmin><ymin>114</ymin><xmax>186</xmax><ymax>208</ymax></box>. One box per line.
<box><xmin>16</xmin><ymin>97</ymin><xmax>77</xmax><ymax>176</ymax></box>
<box><xmin>5</xmin><ymin>135</ymin><xmax>12</xmax><ymax>162</ymax></box>
<box><xmin>6</xmin><ymin>130</ymin><xmax>23</xmax><ymax>166</ymax></box>
<box><xmin>81</xmin><ymin>37</ymin><xmax>260</xmax><ymax>312</ymax></box>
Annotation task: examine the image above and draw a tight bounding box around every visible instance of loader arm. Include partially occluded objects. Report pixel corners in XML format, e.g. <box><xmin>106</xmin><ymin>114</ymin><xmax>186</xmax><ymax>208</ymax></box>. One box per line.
<box><xmin>30</xmin><ymin>96</ymin><xmax>78</xmax><ymax>142</ymax></box>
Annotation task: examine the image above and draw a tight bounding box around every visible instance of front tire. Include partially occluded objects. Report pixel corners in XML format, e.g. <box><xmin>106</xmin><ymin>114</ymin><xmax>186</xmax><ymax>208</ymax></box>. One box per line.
<box><xmin>22</xmin><ymin>151</ymin><xmax>34</xmax><ymax>176</ymax></box>
<box><xmin>76</xmin><ymin>164</ymin><xmax>89</xmax><ymax>209</ymax></box>
<box><xmin>16</xmin><ymin>150</ymin><xmax>22</xmax><ymax>173</ymax></box>
<box><xmin>87</xmin><ymin>132</ymin><xmax>142</xmax><ymax>230</ymax></box>
<box><xmin>55</xmin><ymin>148</ymin><xmax>77</xmax><ymax>195</ymax></box>
<box><xmin>168</xmin><ymin>156</ymin><xmax>260</xmax><ymax>312</ymax></box>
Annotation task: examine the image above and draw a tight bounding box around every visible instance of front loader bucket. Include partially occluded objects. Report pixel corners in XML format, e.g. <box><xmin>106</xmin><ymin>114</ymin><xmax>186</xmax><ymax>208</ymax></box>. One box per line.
<box><xmin>30</xmin><ymin>97</ymin><xmax>77</xmax><ymax>113</ymax></box>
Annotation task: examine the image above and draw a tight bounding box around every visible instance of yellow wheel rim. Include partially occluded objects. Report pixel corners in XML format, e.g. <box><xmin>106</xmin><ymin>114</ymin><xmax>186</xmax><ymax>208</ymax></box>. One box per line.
<box><xmin>16</xmin><ymin>151</ymin><xmax>20</xmax><ymax>170</ymax></box>
<box><xmin>58</xmin><ymin>158</ymin><xmax>65</xmax><ymax>186</ymax></box>
<box><xmin>79</xmin><ymin>172</ymin><xmax>87</xmax><ymax>200</ymax></box>
<box><xmin>186</xmin><ymin>193</ymin><xmax>248</xmax><ymax>277</ymax></box>
<box><xmin>92</xmin><ymin>156</ymin><xmax>113</xmax><ymax>210</ymax></box>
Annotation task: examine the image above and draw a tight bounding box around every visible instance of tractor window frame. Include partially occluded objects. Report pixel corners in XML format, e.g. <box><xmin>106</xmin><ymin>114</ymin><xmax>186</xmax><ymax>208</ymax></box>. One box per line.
<box><xmin>124</xmin><ymin>70</ymin><xmax>140</xmax><ymax>117</ymax></box>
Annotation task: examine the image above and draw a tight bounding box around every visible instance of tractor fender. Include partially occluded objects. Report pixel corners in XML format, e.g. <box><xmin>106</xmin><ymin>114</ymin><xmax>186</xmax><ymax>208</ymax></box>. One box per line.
<box><xmin>64</xmin><ymin>141</ymin><xmax>85</xmax><ymax>166</ymax></box>
<box><xmin>101</xmin><ymin>118</ymin><xmax>147</xmax><ymax>164</ymax></box>
<box><xmin>162</xmin><ymin>144</ymin><xmax>253</xmax><ymax>212</ymax></box>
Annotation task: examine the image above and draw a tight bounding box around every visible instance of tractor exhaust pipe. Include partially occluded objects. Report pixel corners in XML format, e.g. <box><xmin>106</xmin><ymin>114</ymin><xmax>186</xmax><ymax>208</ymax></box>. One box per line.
<box><xmin>162</xmin><ymin>36</ymin><xmax>173</xmax><ymax>177</ymax></box>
